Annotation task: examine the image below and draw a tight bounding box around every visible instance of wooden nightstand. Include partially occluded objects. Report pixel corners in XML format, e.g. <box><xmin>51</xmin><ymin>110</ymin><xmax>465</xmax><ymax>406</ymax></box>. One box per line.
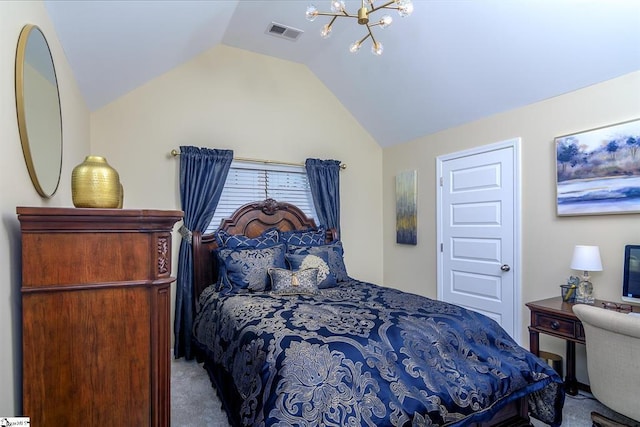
<box><xmin>526</xmin><ymin>296</ymin><xmax>640</xmax><ymax>396</ymax></box>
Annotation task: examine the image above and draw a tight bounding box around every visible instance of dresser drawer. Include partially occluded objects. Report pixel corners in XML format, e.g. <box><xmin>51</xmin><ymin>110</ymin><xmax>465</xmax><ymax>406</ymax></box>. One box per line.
<box><xmin>532</xmin><ymin>313</ymin><xmax>578</xmax><ymax>339</ymax></box>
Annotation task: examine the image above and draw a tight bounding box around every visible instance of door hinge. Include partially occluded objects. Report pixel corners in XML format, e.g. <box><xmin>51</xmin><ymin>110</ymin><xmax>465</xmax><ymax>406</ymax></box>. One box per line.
<box><xmin>440</xmin><ymin>176</ymin><xmax>443</xmax><ymax>186</ymax></box>
<box><xmin>440</xmin><ymin>243</ymin><xmax>443</xmax><ymax>252</ymax></box>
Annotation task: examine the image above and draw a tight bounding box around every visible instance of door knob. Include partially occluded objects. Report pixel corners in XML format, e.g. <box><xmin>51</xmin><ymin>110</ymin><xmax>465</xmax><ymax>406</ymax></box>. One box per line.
<box><xmin>501</xmin><ymin>264</ymin><xmax>511</xmax><ymax>272</ymax></box>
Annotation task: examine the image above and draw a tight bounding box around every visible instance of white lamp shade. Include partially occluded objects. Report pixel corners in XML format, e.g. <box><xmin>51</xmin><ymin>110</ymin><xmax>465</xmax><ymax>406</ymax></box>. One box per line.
<box><xmin>570</xmin><ymin>245</ymin><xmax>603</xmax><ymax>272</ymax></box>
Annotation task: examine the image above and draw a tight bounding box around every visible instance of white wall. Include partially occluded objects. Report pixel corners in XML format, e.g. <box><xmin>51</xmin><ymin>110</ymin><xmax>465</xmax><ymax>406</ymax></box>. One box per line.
<box><xmin>90</xmin><ymin>44</ymin><xmax>384</xmax><ymax>347</ymax></box>
<box><xmin>0</xmin><ymin>0</ymin><xmax>90</xmax><ymax>416</ymax></box>
<box><xmin>383</xmin><ymin>71</ymin><xmax>640</xmax><ymax>384</ymax></box>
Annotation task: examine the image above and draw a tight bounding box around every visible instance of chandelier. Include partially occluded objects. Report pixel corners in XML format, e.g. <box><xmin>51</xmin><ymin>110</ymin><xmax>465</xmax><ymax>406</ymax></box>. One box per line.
<box><xmin>305</xmin><ymin>0</ymin><xmax>414</xmax><ymax>56</ymax></box>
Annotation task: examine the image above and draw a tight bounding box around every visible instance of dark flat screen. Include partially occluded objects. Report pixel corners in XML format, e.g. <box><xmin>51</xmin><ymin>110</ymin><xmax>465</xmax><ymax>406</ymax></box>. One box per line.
<box><xmin>622</xmin><ymin>245</ymin><xmax>640</xmax><ymax>302</ymax></box>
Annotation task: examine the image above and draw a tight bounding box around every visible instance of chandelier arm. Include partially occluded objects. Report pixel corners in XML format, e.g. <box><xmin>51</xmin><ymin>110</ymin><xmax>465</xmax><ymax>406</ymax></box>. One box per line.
<box><xmin>368</xmin><ymin>21</ymin><xmax>387</xmax><ymax>28</ymax></box>
<box><xmin>365</xmin><ymin>24</ymin><xmax>378</xmax><ymax>47</ymax></box>
<box><xmin>357</xmin><ymin>32</ymin><xmax>372</xmax><ymax>46</ymax></box>
<box><xmin>315</xmin><ymin>12</ymin><xmax>358</xmax><ymax>19</ymax></box>
<box><xmin>369</xmin><ymin>0</ymin><xmax>396</xmax><ymax>13</ymax></box>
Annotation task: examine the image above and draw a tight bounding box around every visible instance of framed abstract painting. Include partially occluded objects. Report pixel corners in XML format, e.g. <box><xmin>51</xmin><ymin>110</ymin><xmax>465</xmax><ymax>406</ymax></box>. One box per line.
<box><xmin>396</xmin><ymin>170</ymin><xmax>417</xmax><ymax>244</ymax></box>
<box><xmin>556</xmin><ymin>118</ymin><xmax>640</xmax><ymax>216</ymax></box>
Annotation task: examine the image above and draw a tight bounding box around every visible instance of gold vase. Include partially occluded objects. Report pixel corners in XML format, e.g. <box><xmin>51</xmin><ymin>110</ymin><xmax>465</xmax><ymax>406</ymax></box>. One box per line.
<box><xmin>71</xmin><ymin>156</ymin><xmax>121</xmax><ymax>208</ymax></box>
<box><xmin>117</xmin><ymin>182</ymin><xmax>124</xmax><ymax>209</ymax></box>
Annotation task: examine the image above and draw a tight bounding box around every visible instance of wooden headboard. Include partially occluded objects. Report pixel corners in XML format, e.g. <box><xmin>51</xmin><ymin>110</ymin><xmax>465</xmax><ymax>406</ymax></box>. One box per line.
<box><xmin>192</xmin><ymin>198</ymin><xmax>337</xmax><ymax>301</ymax></box>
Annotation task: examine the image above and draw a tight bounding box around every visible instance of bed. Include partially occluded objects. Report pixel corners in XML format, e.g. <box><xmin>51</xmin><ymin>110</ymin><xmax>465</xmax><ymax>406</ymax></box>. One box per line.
<box><xmin>191</xmin><ymin>199</ymin><xmax>564</xmax><ymax>426</ymax></box>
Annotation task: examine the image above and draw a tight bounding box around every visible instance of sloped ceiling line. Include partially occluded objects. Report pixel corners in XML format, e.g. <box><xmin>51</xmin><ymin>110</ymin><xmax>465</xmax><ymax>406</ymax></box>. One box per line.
<box><xmin>44</xmin><ymin>0</ymin><xmax>640</xmax><ymax>148</ymax></box>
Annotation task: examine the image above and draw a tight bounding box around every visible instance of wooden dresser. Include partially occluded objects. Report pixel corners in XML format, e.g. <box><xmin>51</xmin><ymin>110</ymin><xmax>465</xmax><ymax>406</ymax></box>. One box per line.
<box><xmin>18</xmin><ymin>207</ymin><xmax>183</xmax><ymax>427</ymax></box>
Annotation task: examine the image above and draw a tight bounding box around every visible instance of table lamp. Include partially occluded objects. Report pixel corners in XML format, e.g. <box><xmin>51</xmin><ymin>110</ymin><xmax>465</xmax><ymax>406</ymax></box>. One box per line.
<box><xmin>570</xmin><ymin>245</ymin><xmax>603</xmax><ymax>304</ymax></box>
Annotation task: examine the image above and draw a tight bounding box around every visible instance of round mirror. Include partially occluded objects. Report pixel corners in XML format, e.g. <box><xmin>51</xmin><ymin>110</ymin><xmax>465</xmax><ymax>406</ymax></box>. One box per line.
<box><xmin>15</xmin><ymin>24</ymin><xmax>63</xmax><ymax>198</ymax></box>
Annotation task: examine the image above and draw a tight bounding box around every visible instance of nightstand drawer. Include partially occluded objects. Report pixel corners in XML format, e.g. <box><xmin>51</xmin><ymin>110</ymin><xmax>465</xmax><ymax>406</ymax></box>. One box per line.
<box><xmin>532</xmin><ymin>313</ymin><xmax>578</xmax><ymax>339</ymax></box>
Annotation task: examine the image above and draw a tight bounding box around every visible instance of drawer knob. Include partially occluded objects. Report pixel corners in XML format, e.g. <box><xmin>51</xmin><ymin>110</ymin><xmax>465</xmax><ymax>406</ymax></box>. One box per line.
<box><xmin>551</xmin><ymin>321</ymin><xmax>560</xmax><ymax>330</ymax></box>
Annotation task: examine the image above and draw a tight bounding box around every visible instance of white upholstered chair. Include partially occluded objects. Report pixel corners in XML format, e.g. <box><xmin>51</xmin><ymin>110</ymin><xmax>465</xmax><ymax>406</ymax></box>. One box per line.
<box><xmin>572</xmin><ymin>304</ymin><xmax>640</xmax><ymax>423</ymax></box>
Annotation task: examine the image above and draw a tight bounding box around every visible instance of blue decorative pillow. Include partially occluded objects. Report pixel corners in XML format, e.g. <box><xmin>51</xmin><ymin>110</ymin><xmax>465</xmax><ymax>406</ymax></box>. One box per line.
<box><xmin>215</xmin><ymin>228</ymin><xmax>280</xmax><ymax>249</ymax></box>
<box><xmin>269</xmin><ymin>268</ymin><xmax>319</xmax><ymax>295</ymax></box>
<box><xmin>218</xmin><ymin>244</ymin><xmax>286</xmax><ymax>292</ymax></box>
<box><xmin>286</xmin><ymin>252</ymin><xmax>337</xmax><ymax>289</ymax></box>
<box><xmin>214</xmin><ymin>229</ymin><xmax>230</xmax><ymax>247</ymax></box>
<box><xmin>287</xmin><ymin>241</ymin><xmax>349</xmax><ymax>282</ymax></box>
<box><xmin>212</xmin><ymin>247</ymin><xmax>227</xmax><ymax>292</ymax></box>
<box><xmin>280</xmin><ymin>226</ymin><xmax>326</xmax><ymax>246</ymax></box>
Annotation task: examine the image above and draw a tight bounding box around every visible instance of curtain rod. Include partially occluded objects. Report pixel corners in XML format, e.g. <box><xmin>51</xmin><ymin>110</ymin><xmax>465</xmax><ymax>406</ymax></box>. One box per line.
<box><xmin>170</xmin><ymin>149</ymin><xmax>346</xmax><ymax>170</ymax></box>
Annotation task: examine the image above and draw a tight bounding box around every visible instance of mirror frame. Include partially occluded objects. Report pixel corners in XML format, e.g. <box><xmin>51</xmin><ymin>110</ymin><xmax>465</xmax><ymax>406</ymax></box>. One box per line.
<box><xmin>15</xmin><ymin>24</ymin><xmax>63</xmax><ymax>198</ymax></box>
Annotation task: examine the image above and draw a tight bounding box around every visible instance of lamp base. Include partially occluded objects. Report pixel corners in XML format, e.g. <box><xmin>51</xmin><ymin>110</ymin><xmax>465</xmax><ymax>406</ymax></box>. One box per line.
<box><xmin>575</xmin><ymin>279</ymin><xmax>594</xmax><ymax>304</ymax></box>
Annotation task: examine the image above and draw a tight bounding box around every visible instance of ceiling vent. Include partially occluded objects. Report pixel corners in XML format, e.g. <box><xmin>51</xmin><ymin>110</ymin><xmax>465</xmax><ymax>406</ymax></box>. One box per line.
<box><xmin>266</xmin><ymin>22</ymin><xmax>303</xmax><ymax>41</ymax></box>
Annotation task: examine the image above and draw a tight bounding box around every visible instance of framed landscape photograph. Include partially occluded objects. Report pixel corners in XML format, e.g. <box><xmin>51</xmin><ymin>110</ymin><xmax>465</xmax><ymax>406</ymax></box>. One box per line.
<box><xmin>556</xmin><ymin>118</ymin><xmax>640</xmax><ymax>216</ymax></box>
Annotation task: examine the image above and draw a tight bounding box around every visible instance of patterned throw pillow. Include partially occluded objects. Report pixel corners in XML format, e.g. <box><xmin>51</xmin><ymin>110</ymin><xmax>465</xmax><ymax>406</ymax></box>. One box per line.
<box><xmin>287</xmin><ymin>241</ymin><xmax>349</xmax><ymax>282</ymax></box>
<box><xmin>286</xmin><ymin>252</ymin><xmax>337</xmax><ymax>289</ymax></box>
<box><xmin>269</xmin><ymin>268</ymin><xmax>319</xmax><ymax>295</ymax></box>
<box><xmin>215</xmin><ymin>228</ymin><xmax>280</xmax><ymax>249</ymax></box>
<box><xmin>214</xmin><ymin>229</ymin><xmax>230</xmax><ymax>246</ymax></box>
<box><xmin>280</xmin><ymin>226</ymin><xmax>326</xmax><ymax>246</ymax></box>
<box><xmin>218</xmin><ymin>244</ymin><xmax>286</xmax><ymax>292</ymax></box>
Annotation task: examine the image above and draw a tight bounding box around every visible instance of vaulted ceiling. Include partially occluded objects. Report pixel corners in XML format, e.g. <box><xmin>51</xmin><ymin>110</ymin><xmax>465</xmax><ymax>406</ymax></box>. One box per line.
<box><xmin>44</xmin><ymin>0</ymin><xmax>640</xmax><ymax>147</ymax></box>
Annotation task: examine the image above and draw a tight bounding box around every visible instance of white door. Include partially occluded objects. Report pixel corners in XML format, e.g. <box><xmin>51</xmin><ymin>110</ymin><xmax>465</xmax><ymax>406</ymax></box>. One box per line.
<box><xmin>436</xmin><ymin>139</ymin><xmax>521</xmax><ymax>341</ymax></box>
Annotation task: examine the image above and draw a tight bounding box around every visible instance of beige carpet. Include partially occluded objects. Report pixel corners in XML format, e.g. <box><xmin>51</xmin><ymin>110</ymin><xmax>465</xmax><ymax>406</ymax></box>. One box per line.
<box><xmin>171</xmin><ymin>357</ymin><xmax>638</xmax><ymax>426</ymax></box>
<box><xmin>171</xmin><ymin>357</ymin><xmax>230</xmax><ymax>426</ymax></box>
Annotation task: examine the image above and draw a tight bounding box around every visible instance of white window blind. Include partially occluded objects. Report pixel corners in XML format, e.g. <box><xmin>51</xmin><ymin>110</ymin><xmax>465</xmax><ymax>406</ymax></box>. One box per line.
<box><xmin>206</xmin><ymin>161</ymin><xmax>318</xmax><ymax>234</ymax></box>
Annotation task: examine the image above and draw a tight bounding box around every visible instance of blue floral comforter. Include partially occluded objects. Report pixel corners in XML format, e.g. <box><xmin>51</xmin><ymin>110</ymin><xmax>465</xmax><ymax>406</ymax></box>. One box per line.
<box><xmin>193</xmin><ymin>280</ymin><xmax>564</xmax><ymax>426</ymax></box>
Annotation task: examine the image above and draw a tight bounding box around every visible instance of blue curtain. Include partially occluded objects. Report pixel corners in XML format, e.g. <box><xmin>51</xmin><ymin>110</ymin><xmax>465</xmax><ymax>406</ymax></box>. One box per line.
<box><xmin>305</xmin><ymin>158</ymin><xmax>341</xmax><ymax>234</ymax></box>
<box><xmin>174</xmin><ymin>146</ymin><xmax>233</xmax><ymax>359</ymax></box>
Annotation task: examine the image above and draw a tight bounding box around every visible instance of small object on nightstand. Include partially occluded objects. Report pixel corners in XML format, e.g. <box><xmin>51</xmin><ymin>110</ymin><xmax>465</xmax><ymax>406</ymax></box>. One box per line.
<box><xmin>561</xmin><ymin>276</ymin><xmax>579</xmax><ymax>302</ymax></box>
<box><xmin>560</xmin><ymin>284</ymin><xmax>577</xmax><ymax>302</ymax></box>
<box><xmin>570</xmin><ymin>245</ymin><xmax>602</xmax><ymax>304</ymax></box>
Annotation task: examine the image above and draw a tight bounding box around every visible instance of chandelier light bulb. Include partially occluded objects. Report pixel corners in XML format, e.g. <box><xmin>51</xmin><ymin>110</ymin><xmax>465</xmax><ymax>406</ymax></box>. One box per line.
<box><xmin>331</xmin><ymin>0</ymin><xmax>345</xmax><ymax>13</ymax></box>
<box><xmin>305</xmin><ymin>5</ymin><xmax>319</xmax><ymax>21</ymax></box>
<box><xmin>371</xmin><ymin>41</ymin><xmax>383</xmax><ymax>56</ymax></box>
<box><xmin>349</xmin><ymin>41</ymin><xmax>361</xmax><ymax>53</ymax></box>
<box><xmin>379</xmin><ymin>15</ymin><xmax>392</xmax><ymax>28</ymax></box>
<box><xmin>321</xmin><ymin>24</ymin><xmax>332</xmax><ymax>38</ymax></box>
<box><xmin>397</xmin><ymin>0</ymin><xmax>414</xmax><ymax>17</ymax></box>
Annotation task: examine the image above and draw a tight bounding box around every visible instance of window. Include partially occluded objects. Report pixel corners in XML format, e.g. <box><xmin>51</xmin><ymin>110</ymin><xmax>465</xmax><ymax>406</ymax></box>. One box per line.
<box><xmin>206</xmin><ymin>161</ymin><xmax>318</xmax><ymax>234</ymax></box>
